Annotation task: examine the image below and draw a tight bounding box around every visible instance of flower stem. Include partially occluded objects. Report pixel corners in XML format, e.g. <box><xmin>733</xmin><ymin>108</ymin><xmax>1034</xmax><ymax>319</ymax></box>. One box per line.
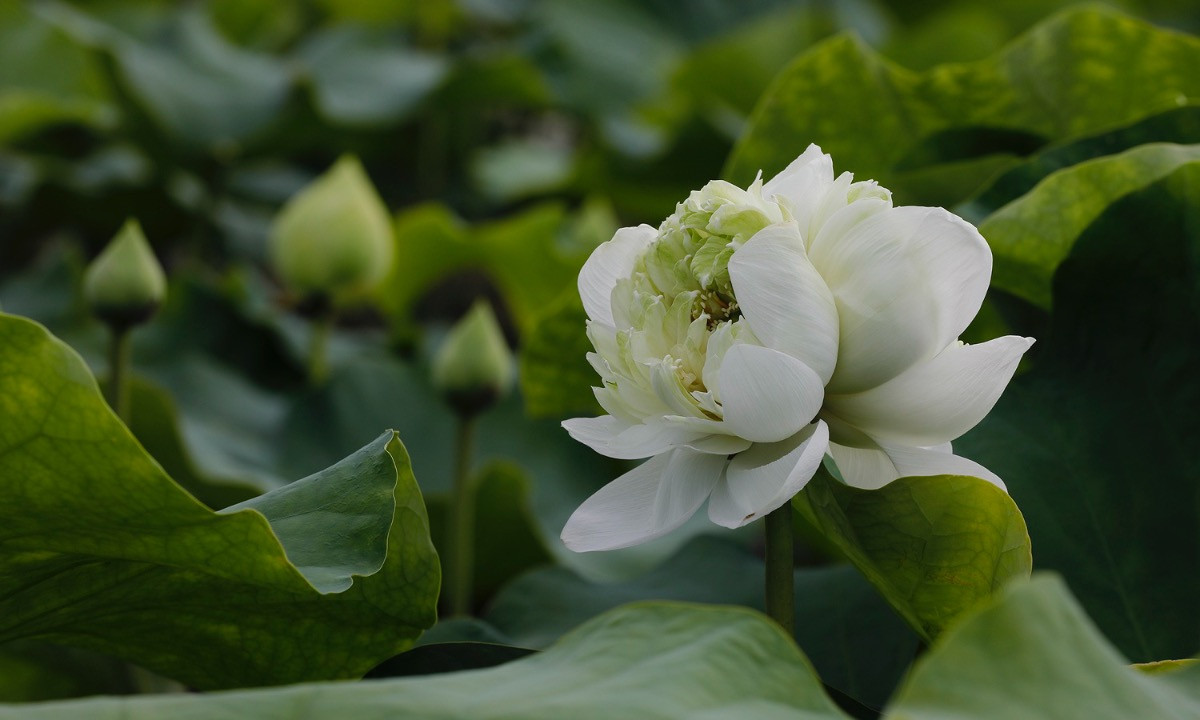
<box><xmin>308</xmin><ymin>311</ymin><xmax>334</xmax><ymax>385</ymax></box>
<box><xmin>764</xmin><ymin>503</ymin><xmax>795</xmax><ymax>635</ymax></box>
<box><xmin>448</xmin><ymin>415</ymin><xmax>477</xmax><ymax>616</ymax></box>
<box><xmin>105</xmin><ymin>326</ymin><xmax>132</xmax><ymax>423</ymax></box>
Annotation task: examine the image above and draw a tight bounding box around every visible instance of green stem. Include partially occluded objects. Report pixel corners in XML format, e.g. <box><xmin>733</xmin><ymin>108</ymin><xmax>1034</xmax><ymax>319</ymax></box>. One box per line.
<box><xmin>764</xmin><ymin>503</ymin><xmax>795</xmax><ymax>635</ymax></box>
<box><xmin>448</xmin><ymin>415</ymin><xmax>477</xmax><ymax>616</ymax></box>
<box><xmin>308</xmin><ymin>311</ymin><xmax>335</xmax><ymax>385</ymax></box>
<box><xmin>105</xmin><ymin>326</ymin><xmax>132</xmax><ymax>423</ymax></box>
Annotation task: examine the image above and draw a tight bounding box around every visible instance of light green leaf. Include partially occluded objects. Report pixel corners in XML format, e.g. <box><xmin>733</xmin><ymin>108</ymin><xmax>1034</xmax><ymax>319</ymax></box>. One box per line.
<box><xmin>39</xmin><ymin>3</ymin><xmax>290</xmax><ymax>151</ymax></box>
<box><xmin>0</xmin><ymin>603</ymin><xmax>847</xmax><ymax>720</ymax></box>
<box><xmin>297</xmin><ymin>26</ymin><xmax>448</xmax><ymax>126</ymax></box>
<box><xmin>0</xmin><ymin>313</ymin><xmax>439</xmax><ymax>689</ymax></box>
<box><xmin>487</xmin><ymin>535</ymin><xmax>918</xmax><ymax>711</ymax></box>
<box><xmin>793</xmin><ymin>472</ymin><xmax>1031</xmax><ymax>642</ymax></box>
<box><xmin>977</xmin><ymin>143</ymin><xmax>1200</xmax><ymax>307</ymax></box>
<box><xmin>726</xmin><ymin>7</ymin><xmax>1200</xmax><ymax>205</ymax></box>
<box><xmin>0</xmin><ymin>3</ymin><xmax>114</xmax><ymax>142</ymax></box>
<box><xmin>956</xmin><ymin>164</ymin><xmax>1200</xmax><ymax>662</ymax></box>
<box><xmin>886</xmin><ymin>575</ymin><xmax>1200</xmax><ymax>719</ymax></box>
<box><xmin>471</xmin><ymin>139</ymin><xmax>575</xmax><ymax>202</ymax></box>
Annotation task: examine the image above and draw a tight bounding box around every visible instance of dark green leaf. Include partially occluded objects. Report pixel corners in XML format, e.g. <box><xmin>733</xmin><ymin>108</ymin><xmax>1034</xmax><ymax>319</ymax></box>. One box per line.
<box><xmin>963</xmin><ymin>105</ymin><xmax>1200</xmax><ymax>221</ymax></box>
<box><xmin>956</xmin><ymin>164</ymin><xmax>1200</xmax><ymax>661</ymax></box>
<box><xmin>426</xmin><ymin>461</ymin><xmax>554</xmax><ymax>606</ymax></box>
<box><xmin>518</xmin><ymin>289</ymin><xmax>602</xmax><ymax>419</ymax></box>
<box><xmin>0</xmin><ymin>642</ymin><xmax>135</xmax><ymax>702</ymax></box>
<box><xmin>366</xmin><ymin>642</ymin><xmax>534</xmax><ymax>678</ymax></box>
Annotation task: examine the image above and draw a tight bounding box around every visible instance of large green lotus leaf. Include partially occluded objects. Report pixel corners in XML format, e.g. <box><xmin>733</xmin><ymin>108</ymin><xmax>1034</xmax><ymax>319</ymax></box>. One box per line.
<box><xmin>955</xmin><ymin>165</ymin><xmax>1200</xmax><ymax>662</ymax></box>
<box><xmin>0</xmin><ymin>603</ymin><xmax>847</xmax><ymax>720</ymax></box>
<box><xmin>0</xmin><ymin>313</ymin><xmax>440</xmax><ymax>689</ymax></box>
<box><xmin>0</xmin><ymin>3</ymin><xmax>113</xmax><ymax>142</ymax></box>
<box><xmin>725</xmin><ymin>8</ymin><xmax>1200</xmax><ymax>204</ymax></box>
<box><xmin>296</xmin><ymin>25</ymin><xmax>448</xmax><ymax>126</ymax></box>
<box><xmin>792</xmin><ymin>472</ymin><xmax>1031</xmax><ymax>642</ymax></box>
<box><xmin>885</xmin><ymin>575</ymin><xmax>1200</xmax><ymax>719</ymax></box>
<box><xmin>38</xmin><ymin>2</ymin><xmax>290</xmax><ymax>151</ymax></box>
<box><xmin>975</xmin><ymin>143</ymin><xmax>1200</xmax><ymax>307</ymax></box>
<box><xmin>379</xmin><ymin>203</ymin><xmax>583</xmax><ymax>338</ymax></box>
<box><xmin>487</xmin><ymin>535</ymin><xmax>918</xmax><ymax>711</ymax></box>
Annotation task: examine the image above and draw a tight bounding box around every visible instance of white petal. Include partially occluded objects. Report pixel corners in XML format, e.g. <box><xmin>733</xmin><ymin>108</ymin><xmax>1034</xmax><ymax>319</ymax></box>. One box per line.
<box><xmin>827</xmin><ymin>442</ymin><xmax>895</xmax><ymax>490</ymax></box>
<box><xmin>718</xmin><ymin>344</ymin><xmax>824</xmax><ymax>443</ymax></box>
<box><xmin>578</xmin><ymin>224</ymin><xmax>655</xmax><ymax>325</ymax></box>
<box><xmin>825</xmin><ymin>336</ymin><xmax>1034</xmax><ymax>446</ymax></box>
<box><xmin>807</xmin><ymin>195</ymin><xmax>891</xmax><ymax>259</ymax></box>
<box><xmin>685</xmin><ymin>434</ymin><xmax>753</xmax><ymax>455</ymax></box>
<box><xmin>762</xmin><ymin>144</ymin><xmax>834</xmax><ymax>221</ymax></box>
<box><xmin>562</xmin><ymin>449</ymin><xmax>726</xmax><ymax>551</ymax></box>
<box><xmin>812</xmin><ymin>206</ymin><xmax>993</xmax><ymax>394</ymax></box>
<box><xmin>708</xmin><ymin>421</ymin><xmax>829</xmax><ymax>528</ymax></box>
<box><xmin>562</xmin><ymin>416</ymin><xmax>705</xmax><ymax>460</ymax></box>
<box><xmin>829</xmin><ymin>440</ymin><xmax>1004</xmax><ymax>491</ymax></box>
<box><xmin>728</xmin><ymin>224</ymin><xmax>840</xmax><ymax>383</ymax></box>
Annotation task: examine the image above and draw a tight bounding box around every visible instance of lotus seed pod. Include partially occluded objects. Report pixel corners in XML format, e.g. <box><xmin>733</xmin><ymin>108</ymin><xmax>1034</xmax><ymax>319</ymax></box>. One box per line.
<box><xmin>84</xmin><ymin>219</ymin><xmax>166</xmax><ymax>330</ymax></box>
<box><xmin>269</xmin><ymin>155</ymin><xmax>394</xmax><ymax>305</ymax></box>
<box><xmin>433</xmin><ymin>300</ymin><xmax>514</xmax><ymax>416</ymax></box>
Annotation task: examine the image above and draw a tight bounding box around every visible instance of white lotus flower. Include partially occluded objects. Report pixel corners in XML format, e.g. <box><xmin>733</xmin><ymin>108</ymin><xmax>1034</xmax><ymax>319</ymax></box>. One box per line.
<box><xmin>561</xmin><ymin>144</ymin><xmax>1034</xmax><ymax>552</ymax></box>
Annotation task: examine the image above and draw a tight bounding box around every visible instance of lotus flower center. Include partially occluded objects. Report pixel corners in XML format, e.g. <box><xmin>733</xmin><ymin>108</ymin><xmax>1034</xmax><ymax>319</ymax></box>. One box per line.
<box><xmin>597</xmin><ymin>179</ymin><xmax>779</xmax><ymax>422</ymax></box>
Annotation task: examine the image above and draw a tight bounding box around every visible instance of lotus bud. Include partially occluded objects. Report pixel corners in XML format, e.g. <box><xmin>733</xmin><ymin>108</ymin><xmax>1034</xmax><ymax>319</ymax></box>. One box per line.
<box><xmin>84</xmin><ymin>219</ymin><xmax>166</xmax><ymax>330</ymax></box>
<box><xmin>268</xmin><ymin>155</ymin><xmax>394</xmax><ymax>308</ymax></box>
<box><xmin>433</xmin><ymin>301</ymin><xmax>514</xmax><ymax>416</ymax></box>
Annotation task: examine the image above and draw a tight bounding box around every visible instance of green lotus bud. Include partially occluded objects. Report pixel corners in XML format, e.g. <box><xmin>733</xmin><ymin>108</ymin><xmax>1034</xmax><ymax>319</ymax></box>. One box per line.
<box><xmin>84</xmin><ymin>219</ymin><xmax>166</xmax><ymax>330</ymax></box>
<box><xmin>269</xmin><ymin>155</ymin><xmax>394</xmax><ymax>305</ymax></box>
<box><xmin>433</xmin><ymin>301</ymin><xmax>514</xmax><ymax>416</ymax></box>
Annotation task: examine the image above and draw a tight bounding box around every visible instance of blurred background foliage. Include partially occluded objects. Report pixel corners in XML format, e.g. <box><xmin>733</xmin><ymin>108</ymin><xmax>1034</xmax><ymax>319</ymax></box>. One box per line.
<box><xmin>2</xmin><ymin>0</ymin><xmax>1200</xmax><ymax>711</ymax></box>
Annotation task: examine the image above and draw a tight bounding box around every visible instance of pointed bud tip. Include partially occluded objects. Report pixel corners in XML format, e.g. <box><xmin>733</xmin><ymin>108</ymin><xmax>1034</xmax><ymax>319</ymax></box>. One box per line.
<box><xmin>84</xmin><ymin>219</ymin><xmax>166</xmax><ymax>329</ymax></box>
<box><xmin>433</xmin><ymin>301</ymin><xmax>514</xmax><ymax>415</ymax></box>
<box><xmin>268</xmin><ymin>154</ymin><xmax>394</xmax><ymax>303</ymax></box>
